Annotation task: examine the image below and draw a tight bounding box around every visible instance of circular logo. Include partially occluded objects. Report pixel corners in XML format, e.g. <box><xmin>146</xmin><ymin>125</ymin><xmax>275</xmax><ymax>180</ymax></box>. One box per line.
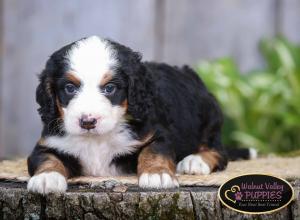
<box><xmin>218</xmin><ymin>174</ymin><xmax>294</xmax><ymax>214</ymax></box>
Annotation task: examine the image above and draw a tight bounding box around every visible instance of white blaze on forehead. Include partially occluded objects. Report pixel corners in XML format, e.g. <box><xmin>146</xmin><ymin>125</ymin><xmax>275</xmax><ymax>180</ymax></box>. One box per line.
<box><xmin>62</xmin><ymin>36</ymin><xmax>122</xmax><ymax>136</ymax></box>
<box><xmin>67</xmin><ymin>36</ymin><xmax>116</xmax><ymax>85</ymax></box>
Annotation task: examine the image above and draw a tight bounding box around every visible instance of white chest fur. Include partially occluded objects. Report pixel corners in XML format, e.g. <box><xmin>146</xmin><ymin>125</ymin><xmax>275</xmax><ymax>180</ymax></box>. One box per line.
<box><xmin>44</xmin><ymin>128</ymin><xmax>141</xmax><ymax>176</ymax></box>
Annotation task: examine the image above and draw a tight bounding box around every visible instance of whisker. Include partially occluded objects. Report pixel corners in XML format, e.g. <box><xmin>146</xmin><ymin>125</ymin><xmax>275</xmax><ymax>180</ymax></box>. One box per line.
<box><xmin>47</xmin><ymin>118</ymin><xmax>63</xmax><ymax>135</ymax></box>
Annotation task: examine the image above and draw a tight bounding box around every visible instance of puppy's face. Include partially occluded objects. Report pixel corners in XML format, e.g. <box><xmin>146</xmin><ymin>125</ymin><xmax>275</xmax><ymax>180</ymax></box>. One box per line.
<box><xmin>45</xmin><ymin>37</ymin><xmax>130</xmax><ymax>136</ymax></box>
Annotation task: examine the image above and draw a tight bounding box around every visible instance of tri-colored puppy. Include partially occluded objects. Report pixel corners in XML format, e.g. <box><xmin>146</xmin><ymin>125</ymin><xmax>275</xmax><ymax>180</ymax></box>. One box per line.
<box><xmin>27</xmin><ymin>36</ymin><xmax>255</xmax><ymax>194</ymax></box>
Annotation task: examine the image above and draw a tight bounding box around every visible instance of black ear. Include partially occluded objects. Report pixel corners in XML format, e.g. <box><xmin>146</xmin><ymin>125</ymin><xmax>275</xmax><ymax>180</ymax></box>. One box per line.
<box><xmin>127</xmin><ymin>64</ymin><xmax>154</xmax><ymax>122</ymax></box>
<box><xmin>36</xmin><ymin>69</ymin><xmax>58</xmax><ymax>126</ymax></box>
<box><xmin>106</xmin><ymin>39</ymin><xmax>154</xmax><ymax>122</ymax></box>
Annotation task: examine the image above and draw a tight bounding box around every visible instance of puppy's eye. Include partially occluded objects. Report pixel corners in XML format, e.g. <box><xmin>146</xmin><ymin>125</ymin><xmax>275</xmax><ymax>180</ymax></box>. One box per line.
<box><xmin>103</xmin><ymin>83</ymin><xmax>117</xmax><ymax>95</ymax></box>
<box><xmin>64</xmin><ymin>83</ymin><xmax>78</xmax><ymax>95</ymax></box>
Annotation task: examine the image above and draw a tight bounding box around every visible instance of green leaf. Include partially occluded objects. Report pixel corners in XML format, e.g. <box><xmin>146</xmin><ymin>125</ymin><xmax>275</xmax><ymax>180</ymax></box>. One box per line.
<box><xmin>196</xmin><ymin>37</ymin><xmax>300</xmax><ymax>154</ymax></box>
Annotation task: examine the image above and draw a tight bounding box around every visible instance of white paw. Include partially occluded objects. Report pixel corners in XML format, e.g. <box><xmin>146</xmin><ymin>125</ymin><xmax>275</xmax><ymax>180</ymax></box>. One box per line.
<box><xmin>139</xmin><ymin>173</ymin><xmax>179</xmax><ymax>188</ymax></box>
<box><xmin>27</xmin><ymin>171</ymin><xmax>67</xmax><ymax>194</ymax></box>
<box><xmin>249</xmin><ymin>148</ymin><xmax>258</xmax><ymax>159</ymax></box>
<box><xmin>176</xmin><ymin>155</ymin><xmax>211</xmax><ymax>175</ymax></box>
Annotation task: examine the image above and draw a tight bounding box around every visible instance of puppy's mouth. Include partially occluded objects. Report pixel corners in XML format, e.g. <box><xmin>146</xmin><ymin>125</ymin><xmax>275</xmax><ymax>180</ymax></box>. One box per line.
<box><xmin>80</xmin><ymin>124</ymin><xmax>96</xmax><ymax>130</ymax></box>
<box><xmin>79</xmin><ymin>129</ymin><xmax>100</xmax><ymax>136</ymax></box>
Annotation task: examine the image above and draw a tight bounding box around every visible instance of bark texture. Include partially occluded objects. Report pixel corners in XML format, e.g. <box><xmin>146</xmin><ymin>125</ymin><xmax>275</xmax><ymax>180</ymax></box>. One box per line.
<box><xmin>0</xmin><ymin>181</ymin><xmax>299</xmax><ymax>220</ymax></box>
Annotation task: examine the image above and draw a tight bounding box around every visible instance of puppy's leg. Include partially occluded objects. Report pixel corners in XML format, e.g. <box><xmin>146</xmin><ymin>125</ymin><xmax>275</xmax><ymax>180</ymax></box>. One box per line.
<box><xmin>27</xmin><ymin>145</ymin><xmax>69</xmax><ymax>194</ymax></box>
<box><xmin>138</xmin><ymin>146</ymin><xmax>179</xmax><ymax>188</ymax></box>
<box><xmin>177</xmin><ymin>146</ymin><xmax>228</xmax><ymax>175</ymax></box>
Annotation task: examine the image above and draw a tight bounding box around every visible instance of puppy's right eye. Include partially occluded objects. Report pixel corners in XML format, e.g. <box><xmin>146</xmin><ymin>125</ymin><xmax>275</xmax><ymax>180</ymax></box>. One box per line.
<box><xmin>64</xmin><ymin>83</ymin><xmax>78</xmax><ymax>95</ymax></box>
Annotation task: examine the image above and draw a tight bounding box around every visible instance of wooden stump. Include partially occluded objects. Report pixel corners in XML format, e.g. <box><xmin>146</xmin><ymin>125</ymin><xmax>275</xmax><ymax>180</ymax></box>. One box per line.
<box><xmin>0</xmin><ymin>180</ymin><xmax>299</xmax><ymax>220</ymax></box>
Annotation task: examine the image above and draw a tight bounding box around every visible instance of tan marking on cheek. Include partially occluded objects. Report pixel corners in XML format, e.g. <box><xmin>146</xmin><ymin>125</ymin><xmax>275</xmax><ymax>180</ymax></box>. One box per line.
<box><xmin>100</xmin><ymin>71</ymin><xmax>113</xmax><ymax>86</ymax></box>
<box><xmin>198</xmin><ymin>150</ymin><xmax>221</xmax><ymax>171</ymax></box>
<box><xmin>56</xmin><ymin>97</ymin><xmax>64</xmax><ymax>118</ymax></box>
<box><xmin>66</xmin><ymin>73</ymin><xmax>81</xmax><ymax>85</ymax></box>
<box><xmin>121</xmin><ymin>99</ymin><xmax>128</xmax><ymax>110</ymax></box>
<box><xmin>36</xmin><ymin>154</ymin><xmax>68</xmax><ymax>178</ymax></box>
<box><xmin>38</xmin><ymin>138</ymin><xmax>45</xmax><ymax>146</ymax></box>
<box><xmin>198</xmin><ymin>144</ymin><xmax>209</xmax><ymax>152</ymax></box>
<box><xmin>137</xmin><ymin>146</ymin><xmax>176</xmax><ymax>177</ymax></box>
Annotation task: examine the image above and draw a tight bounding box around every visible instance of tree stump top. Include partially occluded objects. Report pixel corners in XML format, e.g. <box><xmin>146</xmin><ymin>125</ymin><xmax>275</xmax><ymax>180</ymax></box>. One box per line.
<box><xmin>0</xmin><ymin>157</ymin><xmax>300</xmax><ymax>219</ymax></box>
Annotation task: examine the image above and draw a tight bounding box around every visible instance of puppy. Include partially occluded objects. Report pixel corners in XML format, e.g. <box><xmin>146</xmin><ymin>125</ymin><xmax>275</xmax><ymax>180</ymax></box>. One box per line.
<box><xmin>27</xmin><ymin>36</ymin><xmax>248</xmax><ymax>194</ymax></box>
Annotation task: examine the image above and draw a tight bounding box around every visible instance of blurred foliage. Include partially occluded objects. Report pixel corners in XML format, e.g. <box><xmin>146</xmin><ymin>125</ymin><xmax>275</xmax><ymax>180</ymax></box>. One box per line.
<box><xmin>196</xmin><ymin>37</ymin><xmax>300</xmax><ymax>154</ymax></box>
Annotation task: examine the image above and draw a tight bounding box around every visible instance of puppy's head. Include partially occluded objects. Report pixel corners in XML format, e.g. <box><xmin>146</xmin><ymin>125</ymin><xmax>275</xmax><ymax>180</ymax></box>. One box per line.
<box><xmin>37</xmin><ymin>36</ymin><xmax>147</xmax><ymax>136</ymax></box>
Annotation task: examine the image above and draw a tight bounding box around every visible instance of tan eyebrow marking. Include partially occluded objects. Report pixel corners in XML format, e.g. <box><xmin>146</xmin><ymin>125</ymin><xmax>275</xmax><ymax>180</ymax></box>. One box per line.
<box><xmin>100</xmin><ymin>71</ymin><xmax>113</xmax><ymax>86</ymax></box>
<box><xmin>66</xmin><ymin>73</ymin><xmax>81</xmax><ymax>85</ymax></box>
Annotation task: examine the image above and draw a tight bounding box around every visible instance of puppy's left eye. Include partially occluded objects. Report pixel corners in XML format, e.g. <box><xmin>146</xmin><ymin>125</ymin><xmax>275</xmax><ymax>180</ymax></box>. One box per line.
<box><xmin>103</xmin><ymin>83</ymin><xmax>117</xmax><ymax>95</ymax></box>
<box><xmin>64</xmin><ymin>83</ymin><xmax>78</xmax><ymax>95</ymax></box>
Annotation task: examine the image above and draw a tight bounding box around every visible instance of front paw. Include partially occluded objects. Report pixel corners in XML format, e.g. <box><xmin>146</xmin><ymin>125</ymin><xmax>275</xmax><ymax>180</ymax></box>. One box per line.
<box><xmin>27</xmin><ymin>171</ymin><xmax>67</xmax><ymax>194</ymax></box>
<box><xmin>176</xmin><ymin>155</ymin><xmax>211</xmax><ymax>175</ymax></box>
<box><xmin>138</xmin><ymin>172</ymin><xmax>179</xmax><ymax>189</ymax></box>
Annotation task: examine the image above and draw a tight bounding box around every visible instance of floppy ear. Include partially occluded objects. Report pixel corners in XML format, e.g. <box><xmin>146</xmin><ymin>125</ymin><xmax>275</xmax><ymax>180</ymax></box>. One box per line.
<box><xmin>36</xmin><ymin>69</ymin><xmax>58</xmax><ymax>126</ymax></box>
<box><xmin>114</xmin><ymin>50</ymin><xmax>151</xmax><ymax>121</ymax></box>
<box><xmin>107</xmin><ymin>39</ymin><xmax>154</xmax><ymax>121</ymax></box>
<box><xmin>126</xmin><ymin>60</ymin><xmax>154</xmax><ymax>122</ymax></box>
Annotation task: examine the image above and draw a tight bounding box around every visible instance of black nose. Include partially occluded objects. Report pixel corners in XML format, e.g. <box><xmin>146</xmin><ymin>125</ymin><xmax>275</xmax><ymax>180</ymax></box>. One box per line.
<box><xmin>80</xmin><ymin>117</ymin><xmax>97</xmax><ymax>130</ymax></box>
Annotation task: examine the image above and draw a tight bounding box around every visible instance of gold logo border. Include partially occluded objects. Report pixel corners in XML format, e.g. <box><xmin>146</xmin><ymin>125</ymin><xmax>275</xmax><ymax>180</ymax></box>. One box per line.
<box><xmin>218</xmin><ymin>173</ymin><xmax>295</xmax><ymax>215</ymax></box>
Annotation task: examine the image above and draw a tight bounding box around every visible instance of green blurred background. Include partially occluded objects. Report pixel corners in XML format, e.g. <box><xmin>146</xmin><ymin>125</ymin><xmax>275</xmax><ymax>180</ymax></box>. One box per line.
<box><xmin>197</xmin><ymin>37</ymin><xmax>300</xmax><ymax>155</ymax></box>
